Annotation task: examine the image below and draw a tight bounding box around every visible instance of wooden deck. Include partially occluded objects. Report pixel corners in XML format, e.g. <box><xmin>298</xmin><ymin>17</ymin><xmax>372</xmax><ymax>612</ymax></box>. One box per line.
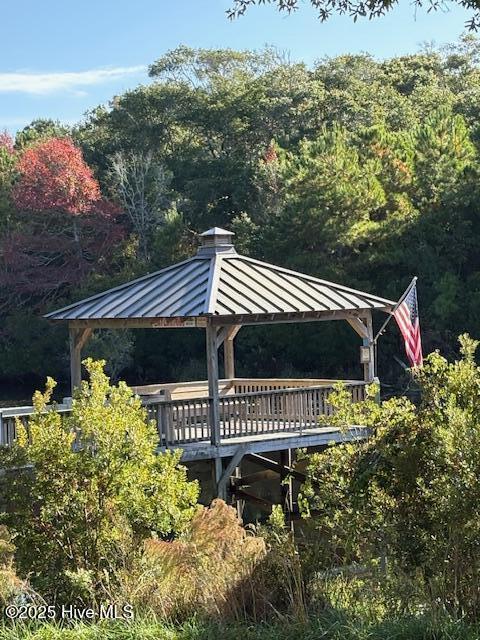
<box><xmin>0</xmin><ymin>378</ymin><xmax>368</xmax><ymax>457</ymax></box>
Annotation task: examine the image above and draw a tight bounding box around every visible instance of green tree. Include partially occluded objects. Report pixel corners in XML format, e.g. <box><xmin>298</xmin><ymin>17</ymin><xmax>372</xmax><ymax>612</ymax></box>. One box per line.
<box><xmin>8</xmin><ymin>40</ymin><xmax>480</xmax><ymax>387</ymax></box>
<box><xmin>264</xmin><ymin>125</ymin><xmax>386</xmax><ymax>275</ymax></box>
<box><xmin>15</xmin><ymin>118</ymin><xmax>70</xmax><ymax>150</ymax></box>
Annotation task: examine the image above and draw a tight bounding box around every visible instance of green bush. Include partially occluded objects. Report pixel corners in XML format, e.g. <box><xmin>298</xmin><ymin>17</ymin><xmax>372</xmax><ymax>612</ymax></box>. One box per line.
<box><xmin>300</xmin><ymin>334</ymin><xmax>480</xmax><ymax>619</ymax></box>
<box><xmin>0</xmin><ymin>359</ymin><xmax>199</xmax><ymax>602</ymax></box>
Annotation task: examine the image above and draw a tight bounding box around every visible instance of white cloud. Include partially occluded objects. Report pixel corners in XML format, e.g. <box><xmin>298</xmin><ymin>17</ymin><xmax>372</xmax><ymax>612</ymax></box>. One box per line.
<box><xmin>0</xmin><ymin>66</ymin><xmax>146</xmax><ymax>95</ymax></box>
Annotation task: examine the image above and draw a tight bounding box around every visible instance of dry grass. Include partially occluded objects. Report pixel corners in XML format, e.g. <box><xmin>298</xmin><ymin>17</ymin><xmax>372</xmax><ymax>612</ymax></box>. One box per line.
<box><xmin>0</xmin><ymin>525</ymin><xmax>37</xmax><ymax>606</ymax></box>
<box><xmin>115</xmin><ymin>499</ymin><xmax>266</xmax><ymax>620</ymax></box>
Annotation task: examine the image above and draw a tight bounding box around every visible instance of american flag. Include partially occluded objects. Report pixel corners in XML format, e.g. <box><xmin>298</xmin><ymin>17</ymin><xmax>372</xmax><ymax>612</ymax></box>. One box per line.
<box><xmin>394</xmin><ymin>281</ymin><xmax>423</xmax><ymax>367</ymax></box>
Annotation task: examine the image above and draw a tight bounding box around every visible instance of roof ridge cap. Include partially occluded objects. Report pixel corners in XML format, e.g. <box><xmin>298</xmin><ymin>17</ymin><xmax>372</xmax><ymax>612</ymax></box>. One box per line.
<box><xmin>204</xmin><ymin>254</ymin><xmax>224</xmax><ymax>315</ymax></box>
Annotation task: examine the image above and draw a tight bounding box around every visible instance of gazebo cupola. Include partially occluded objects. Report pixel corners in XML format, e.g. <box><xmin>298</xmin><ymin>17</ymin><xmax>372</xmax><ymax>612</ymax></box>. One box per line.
<box><xmin>197</xmin><ymin>227</ymin><xmax>236</xmax><ymax>256</ymax></box>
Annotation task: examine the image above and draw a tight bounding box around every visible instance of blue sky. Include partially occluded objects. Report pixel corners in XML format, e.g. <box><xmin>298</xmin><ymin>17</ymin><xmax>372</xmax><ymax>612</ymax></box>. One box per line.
<box><xmin>0</xmin><ymin>0</ymin><xmax>472</xmax><ymax>134</ymax></box>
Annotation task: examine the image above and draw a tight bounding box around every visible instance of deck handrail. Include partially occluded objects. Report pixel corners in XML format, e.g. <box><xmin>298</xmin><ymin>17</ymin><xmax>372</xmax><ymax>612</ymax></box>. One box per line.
<box><xmin>133</xmin><ymin>377</ymin><xmax>362</xmax><ymax>400</ymax></box>
<box><xmin>0</xmin><ymin>380</ymin><xmax>368</xmax><ymax>447</ymax></box>
<box><xmin>0</xmin><ymin>402</ymin><xmax>72</xmax><ymax>446</ymax></box>
<box><xmin>0</xmin><ymin>403</ymin><xmax>72</xmax><ymax>418</ymax></box>
<box><xmin>146</xmin><ymin>381</ymin><xmax>367</xmax><ymax>446</ymax></box>
<box><xmin>145</xmin><ymin>379</ymin><xmax>364</xmax><ymax>406</ymax></box>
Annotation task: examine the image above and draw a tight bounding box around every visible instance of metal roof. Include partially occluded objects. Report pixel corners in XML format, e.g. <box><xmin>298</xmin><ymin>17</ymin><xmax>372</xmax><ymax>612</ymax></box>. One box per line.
<box><xmin>45</xmin><ymin>229</ymin><xmax>395</xmax><ymax>322</ymax></box>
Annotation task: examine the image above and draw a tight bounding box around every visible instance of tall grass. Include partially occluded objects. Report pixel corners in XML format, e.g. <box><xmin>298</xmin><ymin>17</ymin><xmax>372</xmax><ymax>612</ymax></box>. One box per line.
<box><xmin>2</xmin><ymin>614</ymin><xmax>480</xmax><ymax>640</ymax></box>
<box><xmin>114</xmin><ymin>499</ymin><xmax>266</xmax><ymax>620</ymax></box>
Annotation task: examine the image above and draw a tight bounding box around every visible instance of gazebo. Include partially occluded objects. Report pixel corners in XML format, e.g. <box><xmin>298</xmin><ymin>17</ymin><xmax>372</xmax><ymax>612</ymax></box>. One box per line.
<box><xmin>46</xmin><ymin>228</ymin><xmax>395</xmax><ymax>496</ymax></box>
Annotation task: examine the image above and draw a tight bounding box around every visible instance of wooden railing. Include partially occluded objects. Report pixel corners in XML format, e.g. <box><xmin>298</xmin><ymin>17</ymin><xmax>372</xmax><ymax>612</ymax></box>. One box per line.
<box><xmin>133</xmin><ymin>377</ymin><xmax>361</xmax><ymax>400</ymax></box>
<box><xmin>0</xmin><ymin>379</ymin><xmax>367</xmax><ymax>448</ymax></box>
<box><xmin>0</xmin><ymin>402</ymin><xmax>72</xmax><ymax>447</ymax></box>
<box><xmin>143</xmin><ymin>396</ymin><xmax>211</xmax><ymax>446</ymax></box>
<box><xmin>145</xmin><ymin>381</ymin><xmax>366</xmax><ymax>446</ymax></box>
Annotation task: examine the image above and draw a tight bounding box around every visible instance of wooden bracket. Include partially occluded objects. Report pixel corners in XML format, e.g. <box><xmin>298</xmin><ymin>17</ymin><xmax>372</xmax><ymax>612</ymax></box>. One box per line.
<box><xmin>346</xmin><ymin>317</ymin><xmax>369</xmax><ymax>339</ymax></box>
<box><xmin>77</xmin><ymin>328</ymin><xmax>93</xmax><ymax>350</ymax></box>
<box><xmin>216</xmin><ymin>324</ymin><xmax>241</xmax><ymax>349</ymax></box>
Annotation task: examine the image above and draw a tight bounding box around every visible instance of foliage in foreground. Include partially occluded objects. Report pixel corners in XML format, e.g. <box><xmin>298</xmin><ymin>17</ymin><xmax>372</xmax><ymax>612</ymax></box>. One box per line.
<box><xmin>228</xmin><ymin>0</ymin><xmax>480</xmax><ymax>30</ymax></box>
<box><xmin>2</xmin><ymin>613</ymin><xmax>480</xmax><ymax>640</ymax></box>
<box><xmin>301</xmin><ymin>333</ymin><xmax>480</xmax><ymax>620</ymax></box>
<box><xmin>3</xmin><ymin>340</ymin><xmax>480</xmax><ymax>630</ymax></box>
<box><xmin>0</xmin><ymin>360</ymin><xmax>199</xmax><ymax>603</ymax></box>
<box><xmin>0</xmin><ymin>526</ymin><xmax>25</xmax><ymax>608</ymax></box>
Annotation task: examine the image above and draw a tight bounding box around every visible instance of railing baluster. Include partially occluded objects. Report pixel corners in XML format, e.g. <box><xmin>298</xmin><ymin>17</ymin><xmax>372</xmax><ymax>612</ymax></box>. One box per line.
<box><xmin>261</xmin><ymin>394</ymin><xmax>266</xmax><ymax>434</ymax></box>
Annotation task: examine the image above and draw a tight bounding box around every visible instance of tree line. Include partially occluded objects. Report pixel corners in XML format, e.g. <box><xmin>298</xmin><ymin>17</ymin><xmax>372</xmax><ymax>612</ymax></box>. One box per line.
<box><xmin>2</xmin><ymin>37</ymin><xmax>480</xmax><ymax>395</ymax></box>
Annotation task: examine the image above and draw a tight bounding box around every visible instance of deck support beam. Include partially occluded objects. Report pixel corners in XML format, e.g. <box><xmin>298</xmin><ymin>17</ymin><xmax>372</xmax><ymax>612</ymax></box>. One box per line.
<box><xmin>280</xmin><ymin>449</ymin><xmax>294</xmax><ymax>521</ymax></box>
<box><xmin>217</xmin><ymin>445</ymin><xmax>246</xmax><ymax>500</ymax></box>
<box><xmin>69</xmin><ymin>327</ymin><xmax>92</xmax><ymax>395</ymax></box>
<box><xmin>244</xmin><ymin>452</ymin><xmax>306</xmax><ymax>483</ymax></box>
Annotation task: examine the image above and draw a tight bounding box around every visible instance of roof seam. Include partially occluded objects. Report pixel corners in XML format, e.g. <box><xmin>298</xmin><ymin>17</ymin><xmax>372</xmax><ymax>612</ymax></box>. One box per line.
<box><xmin>204</xmin><ymin>255</ymin><xmax>222</xmax><ymax>315</ymax></box>
<box><xmin>218</xmin><ymin>264</ymin><xmax>285</xmax><ymax>313</ymax></box>
<box><xmin>229</xmin><ymin>259</ymin><xmax>315</xmax><ymax>312</ymax></box>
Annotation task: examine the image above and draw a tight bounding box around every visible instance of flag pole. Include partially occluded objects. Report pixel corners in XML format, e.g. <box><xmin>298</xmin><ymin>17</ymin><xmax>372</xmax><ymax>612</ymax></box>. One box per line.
<box><xmin>373</xmin><ymin>276</ymin><xmax>417</xmax><ymax>345</ymax></box>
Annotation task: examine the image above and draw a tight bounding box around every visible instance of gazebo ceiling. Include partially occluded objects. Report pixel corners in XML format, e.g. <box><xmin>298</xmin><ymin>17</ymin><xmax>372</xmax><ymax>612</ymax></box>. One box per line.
<box><xmin>45</xmin><ymin>228</ymin><xmax>395</xmax><ymax>324</ymax></box>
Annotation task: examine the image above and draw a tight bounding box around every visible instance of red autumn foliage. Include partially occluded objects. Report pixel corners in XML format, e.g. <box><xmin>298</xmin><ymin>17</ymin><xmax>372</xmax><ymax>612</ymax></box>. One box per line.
<box><xmin>0</xmin><ymin>137</ymin><xmax>124</xmax><ymax>309</ymax></box>
<box><xmin>12</xmin><ymin>138</ymin><xmax>100</xmax><ymax>214</ymax></box>
<box><xmin>0</xmin><ymin>203</ymin><xmax>124</xmax><ymax>309</ymax></box>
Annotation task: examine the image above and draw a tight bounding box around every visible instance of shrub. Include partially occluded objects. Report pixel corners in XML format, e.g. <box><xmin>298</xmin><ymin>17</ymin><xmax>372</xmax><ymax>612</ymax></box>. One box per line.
<box><xmin>300</xmin><ymin>334</ymin><xmax>480</xmax><ymax>620</ymax></box>
<box><xmin>0</xmin><ymin>359</ymin><xmax>199</xmax><ymax>602</ymax></box>
<box><xmin>250</xmin><ymin>506</ymin><xmax>308</xmax><ymax>622</ymax></box>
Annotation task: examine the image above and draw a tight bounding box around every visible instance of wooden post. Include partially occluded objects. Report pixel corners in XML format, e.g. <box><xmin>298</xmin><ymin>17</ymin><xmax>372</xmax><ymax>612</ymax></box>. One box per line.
<box><xmin>224</xmin><ymin>338</ymin><xmax>235</xmax><ymax>380</ymax></box>
<box><xmin>220</xmin><ymin>325</ymin><xmax>240</xmax><ymax>381</ymax></box>
<box><xmin>69</xmin><ymin>328</ymin><xmax>82</xmax><ymax>395</ymax></box>
<box><xmin>206</xmin><ymin>322</ymin><xmax>222</xmax><ymax>490</ymax></box>
<box><xmin>214</xmin><ymin>458</ymin><xmax>223</xmax><ymax>497</ymax></box>
<box><xmin>363</xmin><ymin>312</ymin><xmax>375</xmax><ymax>383</ymax></box>
<box><xmin>235</xmin><ymin>465</ymin><xmax>244</xmax><ymax>520</ymax></box>
<box><xmin>69</xmin><ymin>327</ymin><xmax>92</xmax><ymax>396</ymax></box>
